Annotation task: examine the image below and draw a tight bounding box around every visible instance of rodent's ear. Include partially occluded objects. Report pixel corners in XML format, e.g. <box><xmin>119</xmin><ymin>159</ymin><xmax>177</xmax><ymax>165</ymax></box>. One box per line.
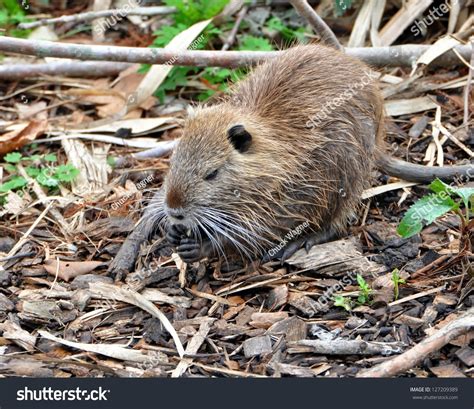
<box><xmin>227</xmin><ymin>124</ymin><xmax>252</xmax><ymax>153</ymax></box>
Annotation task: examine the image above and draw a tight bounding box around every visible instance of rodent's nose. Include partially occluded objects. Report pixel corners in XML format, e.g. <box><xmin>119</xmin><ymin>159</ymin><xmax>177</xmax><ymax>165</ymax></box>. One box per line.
<box><xmin>167</xmin><ymin>208</ymin><xmax>185</xmax><ymax>221</ymax></box>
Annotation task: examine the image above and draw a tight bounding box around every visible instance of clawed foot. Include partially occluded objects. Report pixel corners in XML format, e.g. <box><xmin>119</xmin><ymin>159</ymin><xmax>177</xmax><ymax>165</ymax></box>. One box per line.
<box><xmin>262</xmin><ymin>228</ymin><xmax>340</xmax><ymax>264</ymax></box>
<box><xmin>166</xmin><ymin>224</ymin><xmax>210</xmax><ymax>263</ymax></box>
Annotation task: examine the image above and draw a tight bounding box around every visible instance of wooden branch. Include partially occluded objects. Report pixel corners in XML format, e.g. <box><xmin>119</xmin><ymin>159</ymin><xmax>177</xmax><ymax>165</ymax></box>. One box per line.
<box><xmin>0</xmin><ymin>61</ymin><xmax>132</xmax><ymax>79</ymax></box>
<box><xmin>289</xmin><ymin>0</ymin><xmax>343</xmax><ymax>50</ymax></box>
<box><xmin>0</xmin><ymin>36</ymin><xmax>471</xmax><ymax>68</ymax></box>
<box><xmin>288</xmin><ymin>339</ymin><xmax>405</xmax><ymax>355</ymax></box>
<box><xmin>357</xmin><ymin>308</ymin><xmax>474</xmax><ymax>377</ymax></box>
<box><xmin>221</xmin><ymin>6</ymin><xmax>248</xmax><ymax>51</ymax></box>
<box><xmin>17</xmin><ymin>6</ymin><xmax>176</xmax><ymax>30</ymax></box>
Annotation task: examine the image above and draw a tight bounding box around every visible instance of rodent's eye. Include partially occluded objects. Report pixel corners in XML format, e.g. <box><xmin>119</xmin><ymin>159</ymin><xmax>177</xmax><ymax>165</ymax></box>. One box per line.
<box><xmin>204</xmin><ymin>169</ymin><xmax>218</xmax><ymax>181</ymax></box>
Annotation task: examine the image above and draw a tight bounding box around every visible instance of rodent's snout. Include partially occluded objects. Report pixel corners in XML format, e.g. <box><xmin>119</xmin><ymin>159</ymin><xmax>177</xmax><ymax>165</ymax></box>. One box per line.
<box><xmin>166</xmin><ymin>207</ymin><xmax>186</xmax><ymax>222</ymax></box>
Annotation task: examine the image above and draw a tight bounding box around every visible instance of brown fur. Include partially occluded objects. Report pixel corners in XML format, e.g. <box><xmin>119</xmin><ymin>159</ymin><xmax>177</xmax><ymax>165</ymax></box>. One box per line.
<box><xmin>150</xmin><ymin>44</ymin><xmax>385</xmax><ymax>260</ymax></box>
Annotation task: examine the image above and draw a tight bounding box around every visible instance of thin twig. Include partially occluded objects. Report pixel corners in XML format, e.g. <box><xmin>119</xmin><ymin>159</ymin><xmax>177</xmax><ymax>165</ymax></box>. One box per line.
<box><xmin>114</xmin><ymin>140</ymin><xmax>178</xmax><ymax>168</ymax></box>
<box><xmin>464</xmin><ymin>40</ymin><xmax>473</xmax><ymax>127</ymax></box>
<box><xmin>221</xmin><ymin>6</ymin><xmax>248</xmax><ymax>51</ymax></box>
<box><xmin>0</xmin><ymin>37</ymin><xmax>471</xmax><ymax>68</ymax></box>
<box><xmin>289</xmin><ymin>0</ymin><xmax>343</xmax><ymax>50</ymax></box>
<box><xmin>18</xmin><ymin>6</ymin><xmax>176</xmax><ymax>30</ymax></box>
<box><xmin>0</xmin><ymin>201</ymin><xmax>53</xmax><ymax>272</ymax></box>
<box><xmin>0</xmin><ymin>61</ymin><xmax>132</xmax><ymax>79</ymax></box>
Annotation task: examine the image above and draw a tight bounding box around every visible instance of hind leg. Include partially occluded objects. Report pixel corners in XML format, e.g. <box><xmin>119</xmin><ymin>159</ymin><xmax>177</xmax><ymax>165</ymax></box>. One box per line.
<box><xmin>263</xmin><ymin>227</ymin><xmax>340</xmax><ymax>263</ymax></box>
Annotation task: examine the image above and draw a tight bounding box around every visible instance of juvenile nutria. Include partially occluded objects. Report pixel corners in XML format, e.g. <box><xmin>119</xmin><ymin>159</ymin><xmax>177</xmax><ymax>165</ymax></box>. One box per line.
<box><xmin>111</xmin><ymin>44</ymin><xmax>472</xmax><ymax>273</ymax></box>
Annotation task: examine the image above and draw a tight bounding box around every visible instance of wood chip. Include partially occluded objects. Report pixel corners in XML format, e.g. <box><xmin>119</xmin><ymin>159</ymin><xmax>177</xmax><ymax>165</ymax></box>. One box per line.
<box><xmin>429</xmin><ymin>364</ymin><xmax>466</xmax><ymax>378</ymax></box>
<box><xmin>243</xmin><ymin>335</ymin><xmax>273</xmax><ymax>358</ymax></box>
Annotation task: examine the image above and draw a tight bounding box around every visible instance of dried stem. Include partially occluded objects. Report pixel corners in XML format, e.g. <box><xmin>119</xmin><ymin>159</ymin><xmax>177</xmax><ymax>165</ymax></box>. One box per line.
<box><xmin>0</xmin><ymin>61</ymin><xmax>132</xmax><ymax>79</ymax></box>
<box><xmin>289</xmin><ymin>0</ymin><xmax>343</xmax><ymax>50</ymax></box>
<box><xmin>17</xmin><ymin>6</ymin><xmax>176</xmax><ymax>30</ymax></box>
<box><xmin>0</xmin><ymin>36</ymin><xmax>471</xmax><ymax>68</ymax></box>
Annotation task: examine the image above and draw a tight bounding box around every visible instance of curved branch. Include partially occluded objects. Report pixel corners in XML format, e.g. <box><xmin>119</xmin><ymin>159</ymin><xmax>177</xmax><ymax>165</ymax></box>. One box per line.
<box><xmin>289</xmin><ymin>0</ymin><xmax>343</xmax><ymax>50</ymax></box>
<box><xmin>357</xmin><ymin>308</ymin><xmax>474</xmax><ymax>377</ymax></box>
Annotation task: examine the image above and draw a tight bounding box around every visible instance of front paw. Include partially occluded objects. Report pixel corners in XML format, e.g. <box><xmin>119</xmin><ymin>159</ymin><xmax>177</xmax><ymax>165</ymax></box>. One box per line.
<box><xmin>166</xmin><ymin>223</ymin><xmax>186</xmax><ymax>247</ymax></box>
<box><xmin>176</xmin><ymin>238</ymin><xmax>202</xmax><ymax>263</ymax></box>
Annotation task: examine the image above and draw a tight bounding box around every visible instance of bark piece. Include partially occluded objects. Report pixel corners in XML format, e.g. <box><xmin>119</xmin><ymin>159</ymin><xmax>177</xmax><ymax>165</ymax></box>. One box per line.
<box><xmin>429</xmin><ymin>364</ymin><xmax>466</xmax><ymax>378</ymax></box>
<box><xmin>71</xmin><ymin>274</ymin><xmax>113</xmax><ymax>290</ymax></box>
<box><xmin>249</xmin><ymin>312</ymin><xmax>289</xmax><ymax>329</ymax></box>
<box><xmin>288</xmin><ymin>292</ymin><xmax>321</xmax><ymax>317</ymax></box>
<box><xmin>243</xmin><ymin>335</ymin><xmax>273</xmax><ymax>358</ymax></box>
<box><xmin>455</xmin><ymin>346</ymin><xmax>474</xmax><ymax>367</ymax></box>
<box><xmin>267</xmin><ymin>316</ymin><xmax>307</xmax><ymax>343</ymax></box>
<box><xmin>264</xmin><ymin>285</ymin><xmax>288</xmax><ymax>310</ymax></box>
<box><xmin>0</xmin><ymin>320</ymin><xmax>36</xmax><ymax>351</ymax></box>
<box><xmin>0</xmin><ymin>293</ymin><xmax>14</xmax><ymax>312</ymax></box>
<box><xmin>286</xmin><ymin>237</ymin><xmax>382</xmax><ymax>276</ymax></box>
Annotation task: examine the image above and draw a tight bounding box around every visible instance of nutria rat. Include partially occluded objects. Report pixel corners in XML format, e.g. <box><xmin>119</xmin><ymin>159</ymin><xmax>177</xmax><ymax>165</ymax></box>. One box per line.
<box><xmin>110</xmin><ymin>44</ymin><xmax>472</xmax><ymax>275</ymax></box>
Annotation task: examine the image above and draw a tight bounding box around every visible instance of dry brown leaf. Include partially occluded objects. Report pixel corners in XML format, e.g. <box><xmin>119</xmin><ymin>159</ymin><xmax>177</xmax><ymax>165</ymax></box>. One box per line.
<box><xmin>0</xmin><ymin>120</ymin><xmax>47</xmax><ymax>155</ymax></box>
<box><xmin>43</xmin><ymin>259</ymin><xmax>104</xmax><ymax>282</ymax></box>
<box><xmin>15</xmin><ymin>101</ymin><xmax>48</xmax><ymax>120</ymax></box>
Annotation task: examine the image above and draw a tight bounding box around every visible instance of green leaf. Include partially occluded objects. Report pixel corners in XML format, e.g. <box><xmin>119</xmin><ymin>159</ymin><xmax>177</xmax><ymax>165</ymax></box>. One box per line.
<box><xmin>54</xmin><ymin>164</ymin><xmax>79</xmax><ymax>183</ymax></box>
<box><xmin>452</xmin><ymin>187</ymin><xmax>474</xmax><ymax>210</ymax></box>
<box><xmin>356</xmin><ymin>274</ymin><xmax>369</xmax><ymax>291</ymax></box>
<box><xmin>152</xmin><ymin>23</ymin><xmax>188</xmax><ymax>47</ymax></box>
<box><xmin>4</xmin><ymin>152</ymin><xmax>22</xmax><ymax>163</ymax></box>
<box><xmin>36</xmin><ymin>168</ymin><xmax>59</xmax><ymax>187</ymax></box>
<box><xmin>239</xmin><ymin>35</ymin><xmax>274</xmax><ymax>51</ymax></box>
<box><xmin>44</xmin><ymin>153</ymin><xmax>58</xmax><ymax>162</ymax></box>
<box><xmin>4</xmin><ymin>164</ymin><xmax>16</xmax><ymax>173</ymax></box>
<box><xmin>164</xmin><ymin>0</ymin><xmax>229</xmax><ymax>25</ymax></box>
<box><xmin>266</xmin><ymin>17</ymin><xmax>308</xmax><ymax>42</ymax></box>
<box><xmin>357</xmin><ymin>295</ymin><xmax>367</xmax><ymax>304</ymax></box>
<box><xmin>107</xmin><ymin>156</ymin><xmax>116</xmax><ymax>167</ymax></box>
<box><xmin>334</xmin><ymin>295</ymin><xmax>352</xmax><ymax>311</ymax></box>
<box><xmin>154</xmin><ymin>66</ymin><xmax>195</xmax><ymax>103</ymax></box>
<box><xmin>397</xmin><ymin>193</ymin><xmax>457</xmax><ymax>238</ymax></box>
<box><xmin>0</xmin><ymin>176</ymin><xmax>27</xmax><ymax>192</ymax></box>
<box><xmin>3</xmin><ymin>0</ymin><xmax>23</xmax><ymax>15</ymax></box>
<box><xmin>25</xmin><ymin>166</ymin><xmax>40</xmax><ymax>178</ymax></box>
<box><xmin>429</xmin><ymin>178</ymin><xmax>474</xmax><ymax>211</ymax></box>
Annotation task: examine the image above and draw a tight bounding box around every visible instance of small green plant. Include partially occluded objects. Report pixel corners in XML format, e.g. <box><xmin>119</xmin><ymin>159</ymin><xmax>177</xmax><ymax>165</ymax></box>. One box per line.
<box><xmin>239</xmin><ymin>35</ymin><xmax>274</xmax><ymax>51</ymax></box>
<box><xmin>391</xmin><ymin>268</ymin><xmax>406</xmax><ymax>300</ymax></box>
<box><xmin>0</xmin><ymin>152</ymin><xmax>79</xmax><ymax>204</ymax></box>
<box><xmin>333</xmin><ymin>295</ymin><xmax>352</xmax><ymax>311</ymax></box>
<box><xmin>0</xmin><ymin>0</ymin><xmax>32</xmax><ymax>38</ymax></box>
<box><xmin>146</xmin><ymin>0</ymin><xmax>229</xmax><ymax>102</ymax></box>
<box><xmin>266</xmin><ymin>17</ymin><xmax>308</xmax><ymax>42</ymax></box>
<box><xmin>356</xmin><ymin>274</ymin><xmax>372</xmax><ymax>304</ymax></box>
<box><xmin>164</xmin><ymin>0</ymin><xmax>229</xmax><ymax>26</ymax></box>
<box><xmin>397</xmin><ymin>178</ymin><xmax>474</xmax><ymax>239</ymax></box>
